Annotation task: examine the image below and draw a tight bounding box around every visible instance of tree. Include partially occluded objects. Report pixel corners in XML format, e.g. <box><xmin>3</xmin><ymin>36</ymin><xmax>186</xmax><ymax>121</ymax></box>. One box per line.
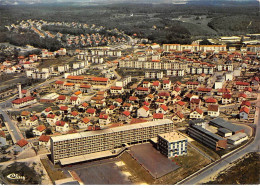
<box><xmin>45</xmin><ymin>128</ymin><xmax>52</xmax><ymax>135</ymax></box>
<box><xmin>25</xmin><ymin>128</ymin><xmax>34</xmax><ymax>139</ymax></box>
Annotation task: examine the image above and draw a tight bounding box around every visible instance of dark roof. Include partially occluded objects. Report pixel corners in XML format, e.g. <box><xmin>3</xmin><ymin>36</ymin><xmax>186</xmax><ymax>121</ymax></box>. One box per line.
<box><xmin>218</xmin><ymin>128</ymin><xmax>232</xmax><ymax>134</ymax></box>
<box><xmin>189</xmin><ymin>119</ymin><xmax>206</xmax><ymax>125</ymax></box>
<box><xmin>209</xmin><ymin>117</ymin><xmax>243</xmax><ymax>133</ymax></box>
<box><xmin>191</xmin><ymin>125</ymin><xmax>225</xmax><ymax>141</ymax></box>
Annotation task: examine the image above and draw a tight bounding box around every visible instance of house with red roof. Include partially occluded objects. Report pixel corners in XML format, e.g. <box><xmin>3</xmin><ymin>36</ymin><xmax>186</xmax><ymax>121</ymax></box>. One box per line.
<box><xmin>190</xmin><ymin>98</ymin><xmax>201</xmax><ymax>110</ymax></box>
<box><xmin>173</xmin><ymin>101</ymin><xmax>186</xmax><ymax>112</ymax></box>
<box><xmin>136</xmin><ymin>87</ymin><xmax>150</xmax><ymax>95</ymax></box>
<box><xmin>208</xmin><ymin>105</ymin><xmax>219</xmax><ymax>117</ymax></box>
<box><xmin>152</xmin><ymin>81</ymin><xmax>161</xmax><ymax>90</ymax></box>
<box><xmin>39</xmin><ymin>135</ymin><xmax>50</xmax><ymax>147</ymax></box>
<box><xmin>54</xmin><ymin>80</ymin><xmax>64</xmax><ymax>89</ymax></box>
<box><xmin>12</xmin><ymin>96</ymin><xmax>37</xmax><ymax>109</ymax></box>
<box><xmin>197</xmin><ymin>87</ymin><xmax>212</xmax><ymax>95</ymax></box>
<box><xmin>241</xmin><ymin>101</ymin><xmax>251</xmax><ymax>109</ymax></box>
<box><xmin>55</xmin><ymin>121</ymin><xmax>69</xmax><ymax>133</ymax></box>
<box><xmin>106</xmin><ymin>105</ymin><xmax>116</xmax><ymax>114</ymax></box>
<box><xmin>86</xmin><ymin>108</ymin><xmax>96</xmax><ymax>117</ymax></box>
<box><xmin>99</xmin><ymin>114</ymin><xmax>111</xmax><ymax>126</ymax></box>
<box><xmin>244</xmin><ymin>87</ymin><xmax>253</xmax><ymax>97</ymax></box>
<box><xmin>59</xmin><ymin>106</ymin><xmax>70</xmax><ymax>114</ymax></box>
<box><xmin>235</xmin><ymin>81</ymin><xmax>250</xmax><ymax>90</ymax></box>
<box><xmin>222</xmin><ymin>94</ymin><xmax>232</xmax><ymax>104</ymax></box>
<box><xmin>163</xmin><ymin>79</ymin><xmax>171</xmax><ymax>90</ymax></box>
<box><xmin>172</xmin><ymin>87</ymin><xmax>181</xmax><ymax>96</ymax></box>
<box><xmin>153</xmin><ymin>113</ymin><xmax>164</xmax><ymax>121</ymax></box>
<box><xmin>145</xmin><ymin>94</ymin><xmax>154</xmax><ymax>102</ymax></box>
<box><xmin>78</xmin><ymin>117</ymin><xmax>92</xmax><ymax>129</ymax></box>
<box><xmin>217</xmin><ymin>88</ymin><xmax>231</xmax><ymax>96</ymax></box>
<box><xmin>238</xmin><ymin>93</ymin><xmax>247</xmax><ymax>103</ymax></box>
<box><xmin>70</xmin><ymin>96</ymin><xmax>81</xmax><ymax>105</ymax></box>
<box><xmin>79</xmin><ymin>84</ymin><xmax>92</xmax><ymax>93</ymax></box>
<box><xmin>46</xmin><ymin>113</ymin><xmax>60</xmax><ymax>126</ymax></box>
<box><xmin>172</xmin><ymin>111</ymin><xmax>185</xmax><ymax>122</ymax></box>
<box><xmin>137</xmin><ymin>106</ymin><xmax>150</xmax><ymax>118</ymax></box>
<box><xmin>128</xmin><ymin>96</ymin><xmax>139</xmax><ymax>104</ymax></box>
<box><xmin>33</xmin><ymin>125</ymin><xmax>46</xmax><ymax>136</ymax></box>
<box><xmin>113</xmin><ymin>98</ymin><xmax>123</xmax><ymax>107</ymax></box>
<box><xmin>41</xmin><ymin>107</ymin><xmax>52</xmax><ymax>116</ymax></box>
<box><xmin>205</xmin><ymin>98</ymin><xmax>218</xmax><ymax>107</ymax></box>
<box><xmin>122</xmin><ymin>102</ymin><xmax>133</xmax><ymax>111</ymax></box>
<box><xmin>239</xmin><ymin>107</ymin><xmax>250</xmax><ymax>120</ymax></box>
<box><xmin>110</xmin><ymin>86</ymin><xmax>124</xmax><ymax>94</ymax></box>
<box><xmin>190</xmin><ymin>108</ymin><xmax>204</xmax><ymax>119</ymax></box>
<box><xmin>250</xmin><ymin>76</ymin><xmax>259</xmax><ymax>89</ymax></box>
<box><xmin>119</xmin><ymin>111</ymin><xmax>131</xmax><ymax>122</ymax></box>
<box><xmin>26</xmin><ymin>115</ymin><xmax>38</xmax><ymax>127</ymax></box>
<box><xmin>156</xmin><ymin>104</ymin><xmax>168</xmax><ymax>114</ymax></box>
<box><xmin>57</xmin><ymin>95</ymin><xmax>67</xmax><ymax>104</ymax></box>
<box><xmin>14</xmin><ymin>139</ymin><xmax>29</xmax><ymax>152</ymax></box>
<box><xmin>186</xmin><ymin>81</ymin><xmax>199</xmax><ymax>90</ymax></box>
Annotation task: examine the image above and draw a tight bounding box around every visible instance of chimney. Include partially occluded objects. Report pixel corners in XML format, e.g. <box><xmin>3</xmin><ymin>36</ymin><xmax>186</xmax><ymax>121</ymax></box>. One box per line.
<box><xmin>18</xmin><ymin>83</ymin><xmax>22</xmax><ymax>99</ymax></box>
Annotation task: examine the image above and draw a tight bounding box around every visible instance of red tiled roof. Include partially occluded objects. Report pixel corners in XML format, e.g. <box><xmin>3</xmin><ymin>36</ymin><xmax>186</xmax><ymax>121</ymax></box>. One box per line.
<box><xmin>115</xmin><ymin>98</ymin><xmax>123</xmax><ymax>103</ymax></box>
<box><xmin>153</xmin><ymin>113</ymin><xmax>164</xmax><ymax>119</ymax></box>
<box><xmin>143</xmin><ymin>101</ymin><xmax>150</xmax><ymax>106</ymax></box>
<box><xmin>39</xmin><ymin>135</ymin><xmax>50</xmax><ymax>142</ymax></box>
<box><xmin>70</xmin><ymin>96</ymin><xmax>78</xmax><ymax>101</ymax></box>
<box><xmin>129</xmin><ymin>96</ymin><xmax>138</xmax><ymax>101</ymax></box>
<box><xmin>236</xmin><ymin>81</ymin><xmax>250</xmax><ymax>86</ymax></box>
<box><xmin>137</xmin><ymin>87</ymin><xmax>149</xmax><ymax>91</ymax></box>
<box><xmin>82</xmin><ymin>102</ymin><xmax>89</xmax><ymax>107</ymax></box>
<box><xmin>56</xmin><ymin>121</ymin><xmax>66</xmax><ymax>126</ymax></box>
<box><xmin>222</xmin><ymin>94</ymin><xmax>232</xmax><ymax>99</ymax></box>
<box><xmin>158</xmin><ymin>92</ymin><xmax>170</xmax><ymax>97</ymax></box>
<box><xmin>21</xmin><ymin>111</ymin><xmax>30</xmax><ymax>116</ymax></box>
<box><xmin>142</xmin><ymin>105</ymin><xmax>149</xmax><ymax>111</ymax></box>
<box><xmin>241</xmin><ymin>101</ymin><xmax>251</xmax><ymax>107</ymax></box>
<box><xmin>60</xmin><ymin>106</ymin><xmax>68</xmax><ymax>111</ymax></box>
<box><xmin>123</xmin><ymin>102</ymin><xmax>132</xmax><ymax>107</ymax></box>
<box><xmin>218</xmin><ymin>88</ymin><xmax>231</xmax><ymax>93</ymax></box>
<box><xmin>16</xmin><ymin>139</ymin><xmax>28</xmax><ymax>147</ymax></box>
<box><xmin>186</xmin><ymin>81</ymin><xmax>199</xmax><ymax>85</ymax></box>
<box><xmin>205</xmin><ymin>98</ymin><xmax>217</xmax><ymax>103</ymax></box>
<box><xmin>176</xmin><ymin>111</ymin><xmax>184</xmax><ymax>119</ymax></box>
<box><xmin>30</xmin><ymin>115</ymin><xmax>38</xmax><ymax>121</ymax></box>
<box><xmin>111</xmin><ymin>86</ymin><xmax>122</xmax><ymax>90</ymax></box>
<box><xmin>153</xmin><ymin>81</ymin><xmax>160</xmax><ymax>86</ymax></box>
<box><xmin>58</xmin><ymin>95</ymin><xmax>66</xmax><ymax>100</ymax></box>
<box><xmin>163</xmin><ymin>80</ymin><xmax>170</xmax><ymax>84</ymax></box>
<box><xmin>86</xmin><ymin>108</ymin><xmax>96</xmax><ymax>114</ymax></box>
<box><xmin>244</xmin><ymin>87</ymin><xmax>252</xmax><ymax>92</ymax></box>
<box><xmin>45</xmin><ymin>107</ymin><xmax>52</xmax><ymax>112</ymax></box>
<box><xmin>176</xmin><ymin>101</ymin><xmax>185</xmax><ymax>106</ymax></box>
<box><xmin>80</xmin><ymin>84</ymin><xmax>91</xmax><ymax>88</ymax></box>
<box><xmin>36</xmin><ymin>125</ymin><xmax>46</xmax><ymax>132</ymax></box>
<box><xmin>67</xmin><ymin>75</ymin><xmax>84</xmax><ymax>80</ymax></box>
<box><xmin>174</xmin><ymin>87</ymin><xmax>181</xmax><ymax>92</ymax></box>
<box><xmin>208</xmin><ymin>105</ymin><xmax>219</xmax><ymax>112</ymax></box>
<box><xmin>191</xmin><ymin>98</ymin><xmax>201</xmax><ymax>104</ymax></box>
<box><xmin>193</xmin><ymin>108</ymin><xmax>203</xmax><ymax>115</ymax></box>
<box><xmin>123</xmin><ymin>111</ymin><xmax>131</xmax><ymax>117</ymax></box>
<box><xmin>0</xmin><ymin>131</ymin><xmax>6</xmax><ymax>138</ymax></box>
<box><xmin>91</xmin><ymin>77</ymin><xmax>108</xmax><ymax>82</ymax></box>
<box><xmin>47</xmin><ymin>114</ymin><xmax>55</xmax><ymax>119</ymax></box>
<box><xmin>198</xmin><ymin>87</ymin><xmax>212</xmax><ymax>92</ymax></box>
<box><xmin>21</xmin><ymin>89</ymin><xmax>27</xmax><ymax>94</ymax></box>
<box><xmin>239</xmin><ymin>93</ymin><xmax>247</xmax><ymax>98</ymax></box>
<box><xmin>64</xmin><ymin>83</ymin><xmax>75</xmax><ymax>86</ymax></box>
<box><xmin>12</xmin><ymin>96</ymin><xmax>35</xmax><ymax>104</ymax></box>
<box><xmin>82</xmin><ymin>117</ymin><xmax>90</xmax><ymax>124</ymax></box>
<box><xmin>109</xmin><ymin>105</ymin><xmax>115</xmax><ymax>110</ymax></box>
<box><xmin>71</xmin><ymin>111</ymin><xmax>78</xmax><ymax>116</ymax></box>
<box><xmin>175</xmin><ymin>81</ymin><xmax>181</xmax><ymax>85</ymax></box>
<box><xmin>160</xmin><ymin>104</ymin><xmax>168</xmax><ymax>111</ymax></box>
<box><xmin>240</xmin><ymin>107</ymin><xmax>250</xmax><ymax>114</ymax></box>
<box><xmin>55</xmin><ymin>81</ymin><xmax>64</xmax><ymax>85</ymax></box>
<box><xmin>99</xmin><ymin>114</ymin><xmax>109</xmax><ymax>119</ymax></box>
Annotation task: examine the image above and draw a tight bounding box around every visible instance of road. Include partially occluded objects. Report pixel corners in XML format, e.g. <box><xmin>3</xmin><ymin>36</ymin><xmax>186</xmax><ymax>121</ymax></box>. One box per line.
<box><xmin>179</xmin><ymin>88</ymin><xmax>260</xmax><ymax>185</ymax></box>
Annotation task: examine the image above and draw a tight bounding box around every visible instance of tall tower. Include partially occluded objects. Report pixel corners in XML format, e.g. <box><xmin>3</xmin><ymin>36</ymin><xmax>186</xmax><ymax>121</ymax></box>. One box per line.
<box><xmin>18</xmin><ymin>83</ymin><xmax>22</xmax><ymax>99</ymax></box>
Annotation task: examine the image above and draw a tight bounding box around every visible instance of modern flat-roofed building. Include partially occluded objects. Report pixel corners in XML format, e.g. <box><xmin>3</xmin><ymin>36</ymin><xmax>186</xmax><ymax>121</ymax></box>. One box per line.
<box><xmin>158</xmin><ymin>132</ymin><xmax>187</xmax><ymax>158</ymax></box>
<box><xmin>209</xmin><ymin>118</ymin><xmax>244</xmax><ymax>135</ymax></box>
<box><xmin>51</xmin><ymin>119</ymin><xmax>174</xmax><ymax>164</ymax></box>
<box><xmin>187</xmin><ymin>124</ymin><xmax>227</xmax><ymax>151</ymax></box>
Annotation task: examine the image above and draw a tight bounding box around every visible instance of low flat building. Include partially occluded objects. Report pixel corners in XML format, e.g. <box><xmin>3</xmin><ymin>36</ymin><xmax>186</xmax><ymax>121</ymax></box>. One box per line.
<box><xmin>187</xmin><ymin>124</ymin><xmax>227</xmax><ymax>151</ymax></box>
<box><xmin>227</xmin><ymin>132</ymin><xmax>248</xmax><ymax>145</ymax></box>
<box><xmin>209</xmin><ymin>118</ymin><xmax>244</xmax><ymax>135</ymax></box>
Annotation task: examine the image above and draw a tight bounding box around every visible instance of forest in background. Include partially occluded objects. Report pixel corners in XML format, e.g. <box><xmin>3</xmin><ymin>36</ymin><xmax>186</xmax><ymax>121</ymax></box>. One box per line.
<box><xmin>0</xmin><ymin>2</ymin><xmax>259</xmax><ymax>49</ymax></box>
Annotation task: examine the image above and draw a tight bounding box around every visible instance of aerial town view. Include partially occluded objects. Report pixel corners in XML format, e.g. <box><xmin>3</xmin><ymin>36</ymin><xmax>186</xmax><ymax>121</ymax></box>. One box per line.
<box><xmin>0</xmin><ymin>0</ymin><xmax>259</xmax><ymax>186</ymax></box>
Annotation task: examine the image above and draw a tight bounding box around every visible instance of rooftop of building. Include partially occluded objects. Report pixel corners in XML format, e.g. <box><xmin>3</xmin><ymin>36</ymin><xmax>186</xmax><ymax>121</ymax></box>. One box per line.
<box><xmin>159</xmin><ymin>131</ymin><xmax>187</xmax><ymax>143</ymax></box>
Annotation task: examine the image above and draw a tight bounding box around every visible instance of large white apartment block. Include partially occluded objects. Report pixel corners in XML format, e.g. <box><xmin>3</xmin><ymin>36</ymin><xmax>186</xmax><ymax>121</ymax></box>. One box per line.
<box><xmin>167</xmin><ymin>69</ymin><xmax>185</xmax><ymax>77</ymax></box>
<box><xmin>115</xmin><ymin>76</ymin><xmax>132</xmax><ymax>87</ymax></box>
<box><xmin>162</xmin><ymin>44</ymin><xmax>227</xmax><ymax>52</ymax></box>
<box><xmin>145</xmin><ymin>71</ymin><xmax>163</xmax><ymax>79</ymax></box>
<box><xmin>51</xmin><ymin>119</ymin><xmax>174</xmax><ymax>164</ymax></box>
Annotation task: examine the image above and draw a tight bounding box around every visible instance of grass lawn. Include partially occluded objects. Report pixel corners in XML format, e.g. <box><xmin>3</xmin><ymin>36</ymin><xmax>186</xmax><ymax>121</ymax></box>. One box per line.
<box><xmin>191</xmin><ymin>140</ymin><xmax>220</xmax><ymax>161</ymax></box>
<box><xmin>40</xmin><ymin>159</ymin><xmax>67</xmax><ymax>183</ymax></box>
